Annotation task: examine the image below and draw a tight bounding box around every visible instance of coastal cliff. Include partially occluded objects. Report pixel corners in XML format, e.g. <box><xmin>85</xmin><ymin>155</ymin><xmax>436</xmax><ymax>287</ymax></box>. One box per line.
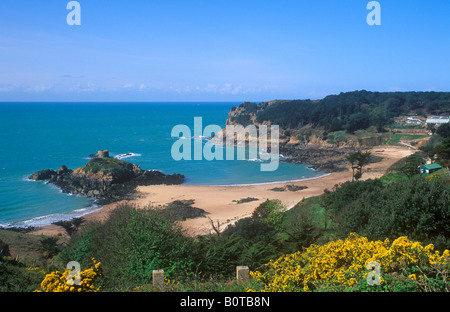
<box><xmin>214</xmin><ymin>102</ymin><xmax>360</xmax><ymax>172</ymax></box>
<box><xmin>29</xmin><ymin>151</ymin><xmax>185</xmax><ymax>204</ymax></box>
<box><xmin>215</xmin><ymin>91</ymin><xmax>449</xmax><ymax>172</ymax></box>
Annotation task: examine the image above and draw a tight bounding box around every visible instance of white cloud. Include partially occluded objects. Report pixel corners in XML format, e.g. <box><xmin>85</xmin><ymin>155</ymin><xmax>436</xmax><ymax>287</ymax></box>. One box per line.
<box><xmin>172</xmin><ymin>83</ymin><xmax>249</xmax><ymax>95</ymax></box>
<box><xmin>25</xmin><ymin>84</ymin><xmax>52</xmax><ymax>92</ymax></box>
<box><xmin>0</xmin><ymin>83</ymin><xmax>17</xmax><ymax>92</ymax></box>
<box><xmin>122</xmin><ymin>83</ymin><xmax>135</xmax><ymax>89</ymax></box>
<box><xmin>69</xmin><ymin>82</ymin><xmax>96</xmax><ymax>92</ymax></box>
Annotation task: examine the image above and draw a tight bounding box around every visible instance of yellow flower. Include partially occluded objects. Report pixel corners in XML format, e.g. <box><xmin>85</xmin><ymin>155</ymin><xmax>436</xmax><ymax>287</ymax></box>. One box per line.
<box><xmin>39</xmin><ymin>259</ymin><xmax>102</xmax><ymax>292</ymax></box>
<box><xmin>247</xmin><ymin>233</ymin><xmax>450</xmax><ymax>292</ymax></box>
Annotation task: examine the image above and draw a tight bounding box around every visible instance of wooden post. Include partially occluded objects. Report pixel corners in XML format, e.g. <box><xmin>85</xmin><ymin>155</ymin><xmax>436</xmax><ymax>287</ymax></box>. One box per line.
<box><xmin>236</xmin><ymin>266</ymin><xmax>249</xmax><ymax>282</ymax></box>
<box><xmin>153</xmin><ymin>270</ymin><xmax>164</xmax><ymax>289</ymax></box>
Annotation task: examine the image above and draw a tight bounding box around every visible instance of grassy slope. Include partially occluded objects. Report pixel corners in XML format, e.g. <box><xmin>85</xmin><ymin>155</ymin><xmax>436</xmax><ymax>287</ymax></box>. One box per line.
<box><xmin>0</xmin><ymin>229</ymin><xmax>67</xmax><ymax>265</ymax></box>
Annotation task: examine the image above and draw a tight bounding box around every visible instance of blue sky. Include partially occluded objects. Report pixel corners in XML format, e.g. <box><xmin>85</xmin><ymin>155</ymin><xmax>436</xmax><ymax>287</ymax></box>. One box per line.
<box><xmin>0</xmin><ymin>1</ymin><xmax>449</xmax><ymax>102</ymax></box>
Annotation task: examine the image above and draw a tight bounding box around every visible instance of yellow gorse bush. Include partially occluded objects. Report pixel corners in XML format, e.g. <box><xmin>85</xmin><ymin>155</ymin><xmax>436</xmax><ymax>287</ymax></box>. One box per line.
<box><xmin>39</xmin><ymin>258</ymin><xmax>102</xmax><ymax>292</ymax></box>
<box><xmin>248</xmin><ymin>233</ymin><xmax>449</xmax><ymax>292</ymax></box>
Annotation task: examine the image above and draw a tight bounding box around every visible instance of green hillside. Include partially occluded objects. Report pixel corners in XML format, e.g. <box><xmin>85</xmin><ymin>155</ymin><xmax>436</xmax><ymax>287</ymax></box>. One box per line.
<box><xmin>231</xmin><ymin>90</ymin><xmax>450</xmax><ymax>133</ymax></box>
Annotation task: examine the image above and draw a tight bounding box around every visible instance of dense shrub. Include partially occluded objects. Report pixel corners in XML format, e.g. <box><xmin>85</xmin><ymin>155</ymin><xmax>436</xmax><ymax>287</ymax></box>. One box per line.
<box><xmin>194</xmin><ymin>217</ymin><xmax>279</xmax><ymax>278</ymax></box>
<box><xmin>281</xmin><ymin>201</ymin><xmax>320</xmax><ymax>252</ymax></box>
<box><xmin>59</xmin><ymin>204</ymin><xmax>196</xmax><ymax>290</ymax></box>
<box><xmin>386</xmin><ymin>152</ymin><xmax>426</xmax><ymax>177</ymax></box>
<box><xmin>40</xmin><ymin>236</ymin><xmax>60</xmax><ymax>259</ymax></box>
<box><xmin>39</xmin><ymin>259</ymin><xmax>102</xmax><ymax>292</ymax></box>
<box><xmin>322</xmin><ymin>179</ymin><xmax>384</xmax><ymax>214</ymax></box>
<box><xmin>0</xmin><ymin>258</ymin><xmax>47</xmax><ymax>292</ymax></box>
<box><xmin>248</xmin><ymin>233</ymin><xmax>450</xmax><ymax>292</ymax></box>
<box><xmin>330</xmin><ymin>176</ymin><xmax>450</xmax><ymax>250</ymax></box>
<box><xmin>191</xmin><ymin>200</ymin><xmax>291</xmax><ymax>278</ymax></box>
<box><xmin>252</xmin><ymin>199</ymin><xmax>286</xmax><ymax>231</ymax></box>
<box><xmin>49</xmin><ymin>163</ymin><xmax>450</xmax><ymax>291</ymax></box>
<box><xmin>437</xmin><ymin>123</ymin><xmax>450</xmax><ymax>138</ymax></box>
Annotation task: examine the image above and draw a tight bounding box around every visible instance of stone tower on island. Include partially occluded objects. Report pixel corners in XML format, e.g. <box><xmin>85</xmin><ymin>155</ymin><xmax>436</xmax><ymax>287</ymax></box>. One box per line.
<box><xmin>97</xmin><ymin>150</ymin><xmax>110</xmax><ymax>158</ymax></box>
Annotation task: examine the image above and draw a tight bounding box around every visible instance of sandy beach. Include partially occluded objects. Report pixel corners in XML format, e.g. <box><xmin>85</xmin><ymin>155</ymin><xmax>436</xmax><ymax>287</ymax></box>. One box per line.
<box><xmin>31</xmin><ymin>146</ymin><xmax>415</xmax><ymax>237</ymax></box>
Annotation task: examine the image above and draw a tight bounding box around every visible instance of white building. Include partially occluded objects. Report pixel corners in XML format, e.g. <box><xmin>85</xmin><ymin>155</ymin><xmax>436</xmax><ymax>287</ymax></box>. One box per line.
<box><xmin>406</xmin><ymin>118</ymin><xmax>422</xmax><ymax>125</ymax></box>
<box><xmin>426</xmin><ymin>116</ymin><xmax>450</xmax><ymax>124</ymax></box>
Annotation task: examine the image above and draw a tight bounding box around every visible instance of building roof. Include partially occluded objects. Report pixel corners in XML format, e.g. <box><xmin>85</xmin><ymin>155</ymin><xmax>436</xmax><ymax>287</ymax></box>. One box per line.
<box><xmin>426</xmin><ymin>116</ymin><xmax>449</xmax><ymax>122</ymax></box>
<box><xmin>422</xmin><ymin>163</ymin><xmax>442</xmax><ymax>170</ymax></box>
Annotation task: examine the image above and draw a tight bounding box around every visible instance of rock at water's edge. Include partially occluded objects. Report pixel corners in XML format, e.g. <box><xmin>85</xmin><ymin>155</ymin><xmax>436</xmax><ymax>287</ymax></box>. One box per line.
<box><xmin>28</xmin><ymin>155</ymin><xmax>185</xmax><ymax>204</ymax></box>
<box><xmin>28</xmin><ymin>169</ymin><xmax>57</xmax><ymax>181</ymax></box>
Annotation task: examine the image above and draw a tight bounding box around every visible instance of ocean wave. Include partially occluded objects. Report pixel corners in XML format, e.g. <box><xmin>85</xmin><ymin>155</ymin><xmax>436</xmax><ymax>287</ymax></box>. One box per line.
<box><xmin>1</xmin><ymin>203</ymin><xmax>102</xmax><ymax>229</ymax></box>
<box><xmin>114</xmin><ymin>152</ymin><xmax>142</xmax><ymax>160</ymax></box>
<box><xmin>246</xmin><ymin>158</ymin><xmax>264</xmax><ymax>162</ymax></box>
<box><xmin>147</xmin><ymin>169</ymin><xmax>163</xmax><ymax>173</ymax></box>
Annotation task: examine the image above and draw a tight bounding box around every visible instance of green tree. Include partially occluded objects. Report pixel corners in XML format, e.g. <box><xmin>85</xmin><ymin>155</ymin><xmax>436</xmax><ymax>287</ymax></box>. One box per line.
<box><xmin>345</xmin><ymin>112</ymin><xmax>370</xmax><ymax>133</ymax></box>
<box><xmin>252</xmin><ymin>199</ymin><xmax>286</xmax><ymax>230</ymax></box>
<box><xmin>436</xmin><ymin>137</ymin><xmax>450</xmax><ymax>168</ymax></box>
<box><xmin>40</xmin><ymin>236</ymin><xmax>60</xmax><ymax>259</ymax></box>
<box><xmin>346</xmin><ymin>151</ymin><xmax>373</xmax><ymax>181</ymax></box>
<box><xmin>427</xmin><ymin>123</ymin><xmax>437</xmax><ymax>135</ymax></box>
<box><xmin>370</xmin><ymin>106</ymin><xmax>387</xmax><ymax>132</ymax></box>
<box><xmin>355</xmin><ymin>151</ymin><xmax>372</xmax><ymax>180</ymax></box>
<box><xmin>282</xmin><ymin>203</ymin><xmax>318</xmax><ymax>251</ymax></box>
<box><xmin>345</xmin><ymin>152</ymin><xmax>360</xmax><ymax>182</ymax></box>
<box><xmin>436</xmin><ymin>123</ymin><xmax>450</xmax><ymax>138</ymax></box>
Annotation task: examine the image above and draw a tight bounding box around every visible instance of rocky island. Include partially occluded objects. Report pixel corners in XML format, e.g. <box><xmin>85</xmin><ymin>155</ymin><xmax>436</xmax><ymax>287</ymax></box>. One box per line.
<box><xmin>28</xmin><ymin>150</ymin><xmax>185</xmax><ymax>204</ymax></box>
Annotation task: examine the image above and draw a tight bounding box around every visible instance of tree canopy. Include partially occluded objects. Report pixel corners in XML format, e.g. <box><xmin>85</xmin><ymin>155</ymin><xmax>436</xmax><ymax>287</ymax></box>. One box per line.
<box><xmin>231</xmin><ymin>90</ymin><xmax>450</xmax><ymax>133</ymax></box>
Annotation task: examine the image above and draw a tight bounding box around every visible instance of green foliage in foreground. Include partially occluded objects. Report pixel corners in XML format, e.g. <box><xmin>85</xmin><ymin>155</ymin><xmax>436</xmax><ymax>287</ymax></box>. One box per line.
<box><xmin>0</xmin><ymin>257</ymin><xmax>46</xmax><ymax>292</ymax></box>
<box><xmin>324</xmin><ymin>176</ymin><xmax>450</xmax><ymax>250</ymax></box>
<box><xmin>1</xmin><ymin>166</ymin><xmax>449</xmax><ymax>292</ymax></box>
<box><xmin>59</xmin><ymin>204</ymin><xmax>196</xmax><ymax>290</ymax></box>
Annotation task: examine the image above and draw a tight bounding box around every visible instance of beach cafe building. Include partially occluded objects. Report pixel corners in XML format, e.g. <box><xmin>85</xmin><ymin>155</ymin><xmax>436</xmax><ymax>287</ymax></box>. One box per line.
<box><xmin>420</xmin><ymin>163</ymin><xmax>442</xmax><ymax>175</ymax></box>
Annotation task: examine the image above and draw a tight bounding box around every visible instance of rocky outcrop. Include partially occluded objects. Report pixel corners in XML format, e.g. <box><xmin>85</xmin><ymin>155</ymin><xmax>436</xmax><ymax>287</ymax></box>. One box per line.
<box><xmin>29</xmin><ymin>155</ymin><xmax>184</xmax><ymax>204</ymax></box>
<box><xmin>28</xmin><ymin>169</ymin><xmax>57</xmax><ymax>181</ymax></box>
<box><xmin>280</xmin><ymin>145</ymin><xmax>354</xmax><ymax>173</ymax></box>
<box><xmin>214</xmin><ymin>102</ymin><xmax>384</xmax><ymax>173</ymax></box>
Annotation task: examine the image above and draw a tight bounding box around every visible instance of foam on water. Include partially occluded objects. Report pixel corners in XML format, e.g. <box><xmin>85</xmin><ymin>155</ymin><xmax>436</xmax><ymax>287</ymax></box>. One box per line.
<box><xmin>113</xmin><ymin>152</ymin><xmax>142</xmax><ymax>160</ymax></box>
<box><xmin>2</xmin><ymin>202</ymin><xmax>102</xmax><ymax>228</ymax></box>
<box><xmin>0</xmin><ymin>102</ymin><xmax>324</xmax><ymax>226</ymax></box>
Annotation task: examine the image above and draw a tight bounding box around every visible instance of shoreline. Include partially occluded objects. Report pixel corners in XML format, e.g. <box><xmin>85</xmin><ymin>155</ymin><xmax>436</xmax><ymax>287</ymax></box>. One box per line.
<box><xmin>179</xmin><ymin>172</ymin><xmax>331</xmax><ymax>187</ymax></box>
<box><xmin>29</xmin><ymin>146</ymin><xmax>415</xmax><ymax>237</ymax></box>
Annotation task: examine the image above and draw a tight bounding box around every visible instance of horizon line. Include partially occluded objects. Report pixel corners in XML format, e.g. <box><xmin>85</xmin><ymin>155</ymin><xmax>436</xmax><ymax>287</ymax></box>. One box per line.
<box><xmin>1</xmin><ymin>89</ymin><xmax>450</xmax><ymax>104</ymax></box>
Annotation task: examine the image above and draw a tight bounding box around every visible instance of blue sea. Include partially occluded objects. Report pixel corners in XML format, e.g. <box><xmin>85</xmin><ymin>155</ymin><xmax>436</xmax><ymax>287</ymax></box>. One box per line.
<box><xmin>0</xmin><ymin>102</ymin><xmax>325</xmax><ymax>228</ymax></box>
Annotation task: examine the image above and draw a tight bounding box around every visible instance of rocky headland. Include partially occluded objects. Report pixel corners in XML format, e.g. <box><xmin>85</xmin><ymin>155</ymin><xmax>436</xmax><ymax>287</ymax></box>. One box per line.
<box><xmin>29</xmin><ymin>150</ymin><xmax>185</xmax><ymax>204</ymax></box>
<box><xmin>211</xmin><ymin>103</ymin><xmax>368</xmax><ymax>173</ymax></box>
